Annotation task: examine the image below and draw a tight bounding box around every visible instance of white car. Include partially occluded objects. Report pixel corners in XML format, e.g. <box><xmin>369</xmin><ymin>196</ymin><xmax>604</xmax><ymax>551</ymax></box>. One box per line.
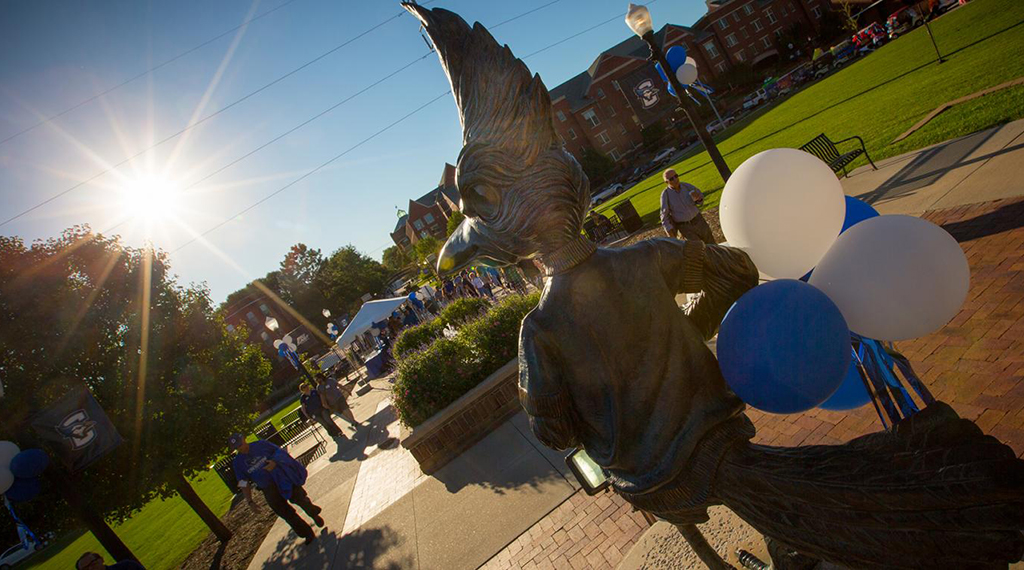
<box><xmin>590</xmin><ymin>183</ymin><xmax>623</xmax><ymax>205</ymax></box>
<box><xmin>652</xmin><ymin>147</ymin><xmax>677</xmax><ymax>165</ymax></box>
<box><xmin>0</xmin><ymin>541</ymin><xmax>44</xmax><ymax>569</ymax></box>
<box><xmin>705</xmin><ymin>117</ymin><xmax>735</xmax><ymax>135</ymax></box>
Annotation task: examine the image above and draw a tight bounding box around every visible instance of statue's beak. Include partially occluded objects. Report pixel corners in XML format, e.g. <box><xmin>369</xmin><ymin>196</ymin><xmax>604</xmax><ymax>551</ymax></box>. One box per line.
<box><xmin>437</xmin><ymin>217</ymin><xmax>518</xmax><ymax>275</ymax></box>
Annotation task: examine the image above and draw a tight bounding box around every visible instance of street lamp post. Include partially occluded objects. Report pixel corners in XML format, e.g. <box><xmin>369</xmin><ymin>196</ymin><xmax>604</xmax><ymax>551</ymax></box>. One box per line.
<box><xmin>625</xmin><ymin>3</ymin><xmax>732</xmax><ymax>184</ymax></box>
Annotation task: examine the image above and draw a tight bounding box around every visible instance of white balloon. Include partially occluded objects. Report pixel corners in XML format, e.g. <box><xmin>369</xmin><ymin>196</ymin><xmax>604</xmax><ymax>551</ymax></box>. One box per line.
<box><xmin>282</xmin><ymin>334</ymin><xmax>293</xmax><ymax>346</ymax></box>
<box><xmin>676</xmin><ymin>60</ymin><xmax>698</xmax><ymax>85</ymax></box>
<box><xmin>273</xmin><ymin>339</ymin><xmax>283</xmax><ymax>350</ymax></box>
<box><xmin>809</xmin><ymin>215</ymin><xmax>969</xmax><ymax>341</ymax></box>
<box><xmin>0</xmin><ymin>441</ymin><xmax>19</xmax><ymax>468</ymax></box>
<box><xmin>720</xmin><ymin>148</ymin><xmax>845</xmax><ymax>279</ymax></box>
<box><xmin>0</xmin><ymin>468</ymin><xmax>12</xmax><ymax>495</ymax></box>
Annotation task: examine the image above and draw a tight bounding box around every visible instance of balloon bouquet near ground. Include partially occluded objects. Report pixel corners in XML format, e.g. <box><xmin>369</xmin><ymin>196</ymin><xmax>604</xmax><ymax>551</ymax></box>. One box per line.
<box><xmin>716</xmin><ymin>148</ymin><xmax>969</xmax><ymax>423</ymax></box>
<box><xmin>1</xmin><ymin>442</ymin><xmax>52</xmax><ymax>551</ymax></box>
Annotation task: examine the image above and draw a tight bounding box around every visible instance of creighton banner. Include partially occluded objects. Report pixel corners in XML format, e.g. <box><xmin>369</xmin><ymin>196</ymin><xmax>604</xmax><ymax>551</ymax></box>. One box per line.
<box><xmin>30</xmin><ymin>385</ymin><xmax>123</xmax><ymax>472</ymax></box>
<box><xmin>620</xmin><ymin>63</ymin><xmax>677</xmax><ymax>125</ymax></box>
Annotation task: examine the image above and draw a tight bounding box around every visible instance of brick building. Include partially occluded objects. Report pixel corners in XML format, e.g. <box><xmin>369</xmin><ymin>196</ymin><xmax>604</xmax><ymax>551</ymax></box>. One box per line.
<box><xmin>546</xmin><ymin>0</ymin><xmax>902</xmax><ymax>169</ymax></box>
<box><xmin>222</xmin><ymin>292</ymin><xmax>317</xmax><ymax>385</ymax></box>
<box><xmin>391</xmin><ymin>163</ymin><xmax>461</xmax><ymax>252</ymax></box>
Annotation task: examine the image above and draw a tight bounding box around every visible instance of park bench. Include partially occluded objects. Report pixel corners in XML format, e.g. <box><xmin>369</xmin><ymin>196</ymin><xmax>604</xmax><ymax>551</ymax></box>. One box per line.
<box><xmin>799</xmin><ymin>133</ymin><xmax>877</xmax><ymax>177</ymax></box>
<box><xmin>280</xmin><ymin>408</ymin><xmax>302</xmax><ymax>427</ymax></box>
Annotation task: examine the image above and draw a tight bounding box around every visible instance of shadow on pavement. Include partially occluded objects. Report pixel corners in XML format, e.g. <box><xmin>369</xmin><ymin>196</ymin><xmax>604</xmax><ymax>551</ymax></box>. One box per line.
<box><xmin>940</xmin><ymin>199</ymin><xmax>1024</xmax><ymax>242</ymax></box>
<box><xmin>334</xmin><ymin>526</ymin><xmax>411</xmax><ymax>570</ymax></box>
<box><xmin>328</xmin><ymin>405</ymin><xmax>398</xmax><ymax>463</ymax></box>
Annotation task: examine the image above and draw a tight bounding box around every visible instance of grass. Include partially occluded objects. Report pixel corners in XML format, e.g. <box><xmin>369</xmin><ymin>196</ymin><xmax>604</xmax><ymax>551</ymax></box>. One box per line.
<box><xmin>265</xmin><ymin>393</ymin><xmax>302</xmax><ymax>430</ymax></box>
<box><xmin>26</xmin><ymin>471</ymin><xmax>233</xmax><ymax>570</ymax></box>
<box><xmin>597</xmin><ymin>0</ymin><xmax>1024</xmax><ymax>222</ymax></box>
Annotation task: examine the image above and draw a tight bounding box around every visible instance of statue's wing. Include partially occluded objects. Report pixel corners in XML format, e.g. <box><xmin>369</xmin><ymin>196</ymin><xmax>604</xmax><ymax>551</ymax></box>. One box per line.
<box><xmin>402</xmin><ymin>3</ymin><xmax>557</xmax><ymax>162</ymax></box>
<box><xmin>518</xmin><ymin>314</ymin><xmax>579</xmax><ymax>451</ymax></box>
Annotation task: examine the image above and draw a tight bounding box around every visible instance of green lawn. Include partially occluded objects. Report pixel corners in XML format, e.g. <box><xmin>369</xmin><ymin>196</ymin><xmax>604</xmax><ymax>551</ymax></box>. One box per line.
<box><xmin>26</xmin><ymin>471</ymin><xmax>233</xmax><ymax>570</ymax></box>
<box><xmin>598</xmin><ymin>0</ymin><xmax>1024</xmax><ymax>222</ymax></box>
<box><xmin>265</xmin><ymin>393</ymin><xmax>301</xmax><ymax>430</ymax></box>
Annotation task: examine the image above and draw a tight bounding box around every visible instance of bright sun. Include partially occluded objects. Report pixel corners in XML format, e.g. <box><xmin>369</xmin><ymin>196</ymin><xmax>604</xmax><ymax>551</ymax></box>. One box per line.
<box><xmin>120</xmin><ymin>175</ymin><xmax>180</xmax><ymax>222</ymax></box>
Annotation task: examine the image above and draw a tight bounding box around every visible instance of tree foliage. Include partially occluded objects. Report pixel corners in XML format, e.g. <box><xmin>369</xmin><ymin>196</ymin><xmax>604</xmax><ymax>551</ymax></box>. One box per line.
<box><xmin>382</xmin><ymin>245</ymin><xmax>412</xmax><ymax>273</ymax></box>
<box><xmin>0</xmin><ymin>227</ymin><xmax>272</xmax><ymax>537</ymax></box>
<box><xmin>641</xmin><ymin>122</ymin><xmax>669</xmax><ymax>151</ymax></box>
<box><xmin>579</xmin><ymin>148</ymin><xmax>616</xmax><ymax>185</ymax></box>
<box><xmin>446</xmin><ymin>211</ymin><xmax>466</xmax><ymax>237</ymax></box>
<box><xmin>318</xmin><ymin>245</ymin><xmax>390</xmax><ymax>316</ymax></box>
<box><xmin>413</xmin><ymin>236</ymin><xmax>442</xmax><ymax>264</ymax></box>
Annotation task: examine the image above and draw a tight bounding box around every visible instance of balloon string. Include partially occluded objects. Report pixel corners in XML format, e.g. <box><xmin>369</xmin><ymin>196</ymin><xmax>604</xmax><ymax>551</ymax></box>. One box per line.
<box><xmin>867</xmin><ymin>339</ymin><xmax>919</xmax><ymax>417</ymax></box>
<box><xmin>853</xmin><ymin>341</ymin><xmax>890</xmax><ymax>430</ymax></box>
<box><xmin>885</xmin><ymin>343</ymin><xmax>936</xmax><ymax>406</ymax></box>
<box><xmin>856</xmin><ymin>335</ymin><xmax>902</xmax><ymax>425</ymax></box>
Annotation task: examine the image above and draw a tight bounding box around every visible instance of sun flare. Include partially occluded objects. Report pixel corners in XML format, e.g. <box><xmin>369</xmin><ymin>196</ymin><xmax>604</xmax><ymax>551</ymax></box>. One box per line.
<box><xmin>119</xmin><ymin>175</ymin><xmax>181</xmax><ymax>223</ymax></box>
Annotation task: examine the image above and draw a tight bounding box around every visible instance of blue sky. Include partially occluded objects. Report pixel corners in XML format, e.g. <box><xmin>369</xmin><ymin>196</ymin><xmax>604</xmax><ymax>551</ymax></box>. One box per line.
<box><xmin>0</xmin><ymin>0</ymin><xmax>705</xmax><ymax>302</ymax></box>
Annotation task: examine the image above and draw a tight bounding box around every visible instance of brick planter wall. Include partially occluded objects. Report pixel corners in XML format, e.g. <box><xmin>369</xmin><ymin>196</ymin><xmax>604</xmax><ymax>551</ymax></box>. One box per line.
<box><xmin>401</xmin><ymin>359</ymin><xmax>520</xmax><ymax>474</ymax></box>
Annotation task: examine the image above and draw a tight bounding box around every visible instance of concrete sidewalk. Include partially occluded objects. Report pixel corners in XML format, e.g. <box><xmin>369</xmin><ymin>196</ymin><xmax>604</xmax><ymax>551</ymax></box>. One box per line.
<box><xmin>842</xmin><ymin>118</ymin><xmax>1024</xmax><ymax>214</ymax></box>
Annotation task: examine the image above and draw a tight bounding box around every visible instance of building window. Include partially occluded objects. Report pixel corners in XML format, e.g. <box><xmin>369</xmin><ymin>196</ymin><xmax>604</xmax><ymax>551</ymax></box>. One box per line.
<box><xmin>619</xmin><ymin>123</ymin><xmax>627</xmax><ymax>134</ymax></box>
<box><xmin>703</xmin><ymin>41</ymin><xmax>719</xmax><ymax>58</ymax></box>
<box><xmin>716</xmin><ymin>62</ymin><xmax>727</xmax><ymax>73</ymax></box>
<box><xmin>752</xmin><ymin>19</ymin><xmax>762</xmax><ymax>32</ymax></box>
<box><xmin>260</xmin><ymin>331</ymin><xmax>270</xmax><ymax>342</ymax></box>
<box><xmin>413</xmin><ymin>219</ymin><xmax>424</xmax><ymax>230</ymax></box>
<box><xmin>596</xmin><ymin>88</ymin><xmax>606</xmax><ymax>99</ymax></box>
<box><xmin>568</xmin><ymin>128</ymin><xmax>578</xmax><ymax>140</ymax></box>
<box><xmin>717</xmin><ymin>18</ymin><xmax>728</xmax><ymax>30</ymax></box>
<box><xmin>765</xmin><ymin>8</ymin><xmax>777</xmax><ymax>24</ymax></box>
<box><xmin>597</xmin><ymin>131</ymin><xmax>611</xmax><ymax>145</ymax></box>
<box><xmin>420</xmin><ymin>230</ymin><xmax>430</xmax><ymax>239</ymax></box>
<box><xmin>259</xmin><ymin>303</ymin><xmax>270</xmax><ymax>315</ymax></box>
<box><xmin>741</xmin><ymin>27</ymin><xmax>749</xmax><ymax>39</ymax></box>
<box><xmin>751</xmin><ymin>44</ymin><xmax>759</xmax><ymax>56</ymax></box>
<box><xmin>246</xmin><ymin>311</ymin><xmax>258</xmax><ymax>325</ymax></box>
<box><xmin>775</xmin><ymin>29</ymin><xmax>784</xmax><ymax>39</ymax></box>
<box><xmin>725</xmin><ymin>34</ymin><xmax>738</xmax><ymax>47</ymax></box>
<box><xmin>226</xmin><ymin>324</ymin><xmax>236</xmax><ymax>333</ymax></box>
<box><xmin>736</xmin><ymin>50</ymin><xmax>746</xmax><ymax>62</ymax></box>
<box><xmin>780</xmin><ymin>3</ymin><xmax>787</xmax><ymax>15</ymax></box>
<box><xmin>556</xmin><ymin>110</ymin><xmax>567</xmax><ymax>122</ymax></box>
<box><xmin>424</xmin><ymin>212</ymin><xmax>435</xmax><ymax>223</ymax></box>
<box><xmin>582</xmin><ymin>108</ymin><xmax>600</xmax><ymax>128</ymax></box>
<box><xmin>613</xmin><ymin>80</ymin><xmax>622</xmax><ymax>91</ymax></box>
<box><xmin>609</xmin><ymin>148</ymin><xmax>621</xmax><ymax>161</ymax></box>
<box><xmin>733</xmin><ymin>12</ymin><xmax>740</xmax><ymax>22</ymax></box>
<box><xmin>812</xmin><ymin>6</ymin><xmax>822</xmax><ymax>18</ymax></box>
<box><xmin>762</xmin><ymin>36</ymin><xmax>772</xmax><ymax>48</ymax></box>
<box><xmin>743</xmin><ymin>4</ymin><xmax>754</xmax><ymax>15</ymax></box>
<box><xmin>607</xmin><ymin>105</ymin><xmax>617</xmax><ymax>117</ymax></box>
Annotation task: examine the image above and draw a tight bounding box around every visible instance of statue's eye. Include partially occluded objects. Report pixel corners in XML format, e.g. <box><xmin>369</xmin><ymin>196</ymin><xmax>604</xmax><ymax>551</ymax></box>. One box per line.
<box><xmin>463</xmin><ymin>185</ymin><xmax>500</xmax><ymax>219</ymax></box>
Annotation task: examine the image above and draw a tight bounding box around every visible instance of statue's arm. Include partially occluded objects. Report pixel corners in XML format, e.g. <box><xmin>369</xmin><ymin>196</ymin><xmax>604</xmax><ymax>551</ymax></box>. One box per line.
<box><xmin>654</xmin><ymin>238</ymin><xmax>759</xmax><ymax>340</ymax></box>
<box><xmin>518</xmin><ymin>318</ymin><xmax>579</xmax><ymax>451</ymax></box>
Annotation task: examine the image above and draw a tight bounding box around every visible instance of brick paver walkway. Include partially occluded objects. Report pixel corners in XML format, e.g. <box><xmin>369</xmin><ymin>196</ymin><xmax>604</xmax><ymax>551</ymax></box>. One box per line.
<box><xmin>481</xmin><ymin>491</ymin><xmax>651</xmax><ymax>570</ymax></box>
<box><xmin>482</xmin><ymin>196</ymin><xmax>1024</xmax><ymax>569</ymax></box>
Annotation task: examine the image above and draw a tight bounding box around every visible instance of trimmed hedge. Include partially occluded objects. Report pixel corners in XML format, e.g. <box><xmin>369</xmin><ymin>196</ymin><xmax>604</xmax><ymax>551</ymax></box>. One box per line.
<box><xmin>393</xmin><ymin>296</ymin><xmax>490</xmax><ymax>359</ymax></box>
<box><xmin>392</xmin><ymin>293</ymin><xmax>539</xmax><ymax>427</ymax></box>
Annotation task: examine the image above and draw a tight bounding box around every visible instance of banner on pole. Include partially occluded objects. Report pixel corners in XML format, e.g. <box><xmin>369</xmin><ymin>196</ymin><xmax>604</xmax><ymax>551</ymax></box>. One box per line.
<box><xmin>30</xmin><ymin>385</ymin><xmax>123</xmax><ymax>473</ymax></box>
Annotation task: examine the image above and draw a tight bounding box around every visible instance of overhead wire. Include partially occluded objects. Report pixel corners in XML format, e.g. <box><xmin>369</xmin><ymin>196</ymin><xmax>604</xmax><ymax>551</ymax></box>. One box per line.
<box><xmin>0</xmin><ymin>0</ymin><xmax>304</xmax><ymax>148</ymax></box>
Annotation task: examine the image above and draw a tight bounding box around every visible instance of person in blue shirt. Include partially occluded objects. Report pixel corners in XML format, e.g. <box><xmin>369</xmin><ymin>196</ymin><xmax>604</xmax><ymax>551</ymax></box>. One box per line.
<box><xmin>229</xmin><ymin>434</ymin><xmax>324</xmax><ymax>545</ymax></box>
<box><xmin>299</xmin><ymin>382</ymin><xmax>342</xmax><ymax>438</ymax></box>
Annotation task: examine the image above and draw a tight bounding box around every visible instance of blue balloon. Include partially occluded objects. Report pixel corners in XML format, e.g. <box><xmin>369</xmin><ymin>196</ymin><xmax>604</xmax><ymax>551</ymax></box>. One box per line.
<box><xmin>819</xmin><ymin>353</ymin><xmax>872</xmax><ymax>411</ymax></box>
<box><xmin>841</xmin><ymin>196</ymin><xmax>880</xmax><ymax>234</ymax></box>
<box><xmin>718</xmin><ymin>280</ymin><xmax>852</xmax><ymax>414</ymax></box>
<box><xmin>9</xmin><ymin>449</ymin><xmax>49</xmax><ymax>479</ymax></box>
<box><xmin>665</xmin><ymin>45</ymin><xmax>687</xmax><ymax>71</ymax></box>
<box><xmin>653</xmin><ymin>62</ymin><xmax>678</xmax><ymax>97</ymax></box>
<box><xmin>5</xmin><ymin>476</ymin><xmax>41</xmax><ymax>503</ymax></box>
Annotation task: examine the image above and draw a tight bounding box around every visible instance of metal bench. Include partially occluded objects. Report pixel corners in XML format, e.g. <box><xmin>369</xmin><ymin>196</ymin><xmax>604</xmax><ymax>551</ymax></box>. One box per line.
<box><xmin>280</xmin><ymin>408</ymin><xmax>302</xmax><ymax>427</ymax></box>
<box><xmin>799</xmin><ymin>133</ymin><xmax>877</xmax><ymax>177</ymax></box>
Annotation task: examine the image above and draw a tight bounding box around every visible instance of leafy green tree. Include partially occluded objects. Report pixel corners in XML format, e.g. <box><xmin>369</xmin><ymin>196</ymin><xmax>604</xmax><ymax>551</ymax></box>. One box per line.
<box><xmin>641</xmin><ymin>122</ymin><xmax>668</xmax><ymax>151</ymax></box>
<box><xmin>413</xmin><ymin>236</ymin><xmax>442</xmax><ymax>264</ymax></box>
<box><xmin>382</xmin><ymin>245</ymin><xmax>412</xmax><ymax>272</ymax></box>
<box><xmin>318</xmin><ymin>245</ymin><xmax>390</xmax><ymax>316</ymax></box>
<box><xmin>446</xmin><ymin>211</ymin><xmax>466</xmax><ymax>237</ymax></box>
<box><xmin>0</xmin><ymin>228</ymin><xmax>272</xmax><ymax>545</ymax></box>
<box><xmin>579</xmin><ymin>148</ymin><xmax>616</xmax><ymax>185</ymax></box>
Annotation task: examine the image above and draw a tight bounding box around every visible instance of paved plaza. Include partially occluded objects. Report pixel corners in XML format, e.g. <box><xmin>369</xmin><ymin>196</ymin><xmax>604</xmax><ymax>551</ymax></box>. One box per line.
<box><xmin>245</xmin><ymin>121</ymin><xmax>1024</xmax><ymax>569</ymax></box>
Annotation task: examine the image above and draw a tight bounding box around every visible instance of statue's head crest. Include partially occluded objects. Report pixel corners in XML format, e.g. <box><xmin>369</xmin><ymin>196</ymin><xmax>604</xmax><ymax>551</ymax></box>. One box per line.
<box><xmin>403</xmin><ymin>4</ymin><xmax>558</xmax><ymax>161</ymax></box>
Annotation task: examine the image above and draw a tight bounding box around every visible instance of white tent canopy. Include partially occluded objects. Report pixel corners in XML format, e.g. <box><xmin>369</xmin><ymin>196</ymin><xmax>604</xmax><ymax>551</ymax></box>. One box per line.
<box><xmin>335</xmin><ymin>297</ymin><xmax>408</xmax><ymax>348</ymax></box>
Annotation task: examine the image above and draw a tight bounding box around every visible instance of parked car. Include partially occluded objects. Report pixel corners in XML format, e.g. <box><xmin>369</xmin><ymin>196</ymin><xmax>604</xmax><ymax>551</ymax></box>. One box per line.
<box><xmin>590</xmin><ymin>183</ymin><xmax>624</xmax><ymax>205</ymax></box>
<box><xmin>651</xmin><ymin>147</ymin><xmax>677</xmax><ymax>165</ymax></box>
<box><xmin>0</xmin><ymin>536</ymin><xmax>48</xmax><ymax>570</ymax></box>
<box><xmin>853</xmin><ymin>23</ymin><xmax>887</xmax><ymax>51</ymax></box>
<box><xmin>706</xmin><ymin>116</ymin><xmax>735</xmax><ymax>135</ymax></box>
<box><xmin>887</xmin><ymin>7</ymin><xmax>923</xmax><ymax>39</ymax></box>
<box><xmin>742</xmin><ymin>88</ymin><xmax>769</xmax><ymax>110</ymax></box>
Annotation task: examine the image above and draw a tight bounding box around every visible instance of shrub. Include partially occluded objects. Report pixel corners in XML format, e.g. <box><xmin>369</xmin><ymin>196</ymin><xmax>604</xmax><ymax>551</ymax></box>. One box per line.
<box><xmin>392</xmin><ymin>292</ymin><xmax>539</xmax><ymax>427</ymax></box>
<box><xmin>393</xmin><ymin>296</ymin><xmax>490</xmax><ymax>359</ymax></box>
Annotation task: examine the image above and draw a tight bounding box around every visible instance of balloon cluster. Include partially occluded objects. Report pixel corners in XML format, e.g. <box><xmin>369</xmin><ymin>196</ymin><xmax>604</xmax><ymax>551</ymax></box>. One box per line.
<box><xmin>327</xmin><ymin>322</ymin><xmax>339</xmax><ymax>341</ymax></box>
<box><xmin>717</xmin><ymin>148</ymin><xmax>969</xmax><ymax>414</ymax></box>
<box><xmin>0</xmin><ymin>442</ymin><xmax>49</xmax><ymax>503</ymax></box>
<box><xmin>655</xmin><ymin>45</ymin><xmax>700</xmax><ymax>96</ymax></box>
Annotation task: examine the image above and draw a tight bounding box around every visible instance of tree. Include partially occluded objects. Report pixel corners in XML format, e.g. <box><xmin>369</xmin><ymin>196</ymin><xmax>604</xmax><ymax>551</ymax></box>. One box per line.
<box><xmin>0</xmin><ymin>228</ymin><xmax>272</xmax><ymax>546</ymax></box>
<box><xmin>413</xmin><ymin>236</ymin><xmax>442</xmax><ymax>264</ymax></box>
<box><xmin>446</xmin><ymin>211</ymin><xmax>466</xmax><ymax>237</ymax></box>
<box><xmin>834</xmin><ymin>1</ymin><xmax>861</xmax><ymax>33</ymax></box>
<box><xmin>641</xmin><ymin>122</ymin><xmax>668</xmax><ymax>151</ymax></box>
<box><xmin>579</xmin><ymin>148</ymin><xmax>616</xmax><ymax>185</ymax></box>
<box><xmin>382</xmin><ymin>245</ymin><xmax>412</xmax><ymax>273</ymax></box>
<box><xmin>317</xmin><ymin>245</ymin><xmax>390</xmax><ymax>316</ymax></box>
<box><xmin>280</xmin><ymin>243</ymin><xmax>324</xmax><ymax>288</ymax></box>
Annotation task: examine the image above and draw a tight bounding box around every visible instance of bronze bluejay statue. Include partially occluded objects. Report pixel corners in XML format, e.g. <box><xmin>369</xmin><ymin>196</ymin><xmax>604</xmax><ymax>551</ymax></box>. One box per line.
<box><xmin>403</xmin><ymin>4</ymin><xmax>1024</xmax><ymax>568</ymax></box>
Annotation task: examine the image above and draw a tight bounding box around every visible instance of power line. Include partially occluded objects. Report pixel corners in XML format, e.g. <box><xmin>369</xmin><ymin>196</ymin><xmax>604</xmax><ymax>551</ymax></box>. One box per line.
<box><xmin>489</xmin><ymin>0</ymin><xmax>567</xmax><ymax>29</ymax></box>
<box><xmin>0</xmin><ymin>0</ymin><xmax>303</xmax><ymax>148</ymax></box>
<box><xmin>0</xmin><ymin>1</ymin><xmax>436</xmax><ymax>229</ymax></box>
<box><xmin>171</xmin><ymin>91</ymin><xmax>451</xmax><ymax>253</ymax></box>
<box><xmin>523</xmin><ymin>0</ymin><xmax>658</xmax><ymax>59</ymax></box>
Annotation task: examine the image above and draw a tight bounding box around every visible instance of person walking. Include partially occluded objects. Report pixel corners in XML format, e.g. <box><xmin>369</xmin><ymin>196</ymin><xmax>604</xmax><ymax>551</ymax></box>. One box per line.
<box><xmin>659</xmin><ymin>168</ymin><xmax>715</xmax><ymax>244</ymax></box>
<box><xmin>316</xmin><ymin>372</ymin><xmax>359</xmax><ymax>431</ymax></box>
<box><xmin>75</xmin><ymin>552</ymin><xmax>143</xmax><ymax>570</ymax></box>
<box><xmin>229</xmin><ymin>434</ymin><xmax>324</xmax><ymax>545</ymax></box>
<box><xmin>299</xmin><ymin>382</ymin><xmax>342</xmax><ymax>438</ymax></box>
<box><xmin>471</xmin><ymin>271</ymin><xmax>494</xmax><ymax>299</ymax></box>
